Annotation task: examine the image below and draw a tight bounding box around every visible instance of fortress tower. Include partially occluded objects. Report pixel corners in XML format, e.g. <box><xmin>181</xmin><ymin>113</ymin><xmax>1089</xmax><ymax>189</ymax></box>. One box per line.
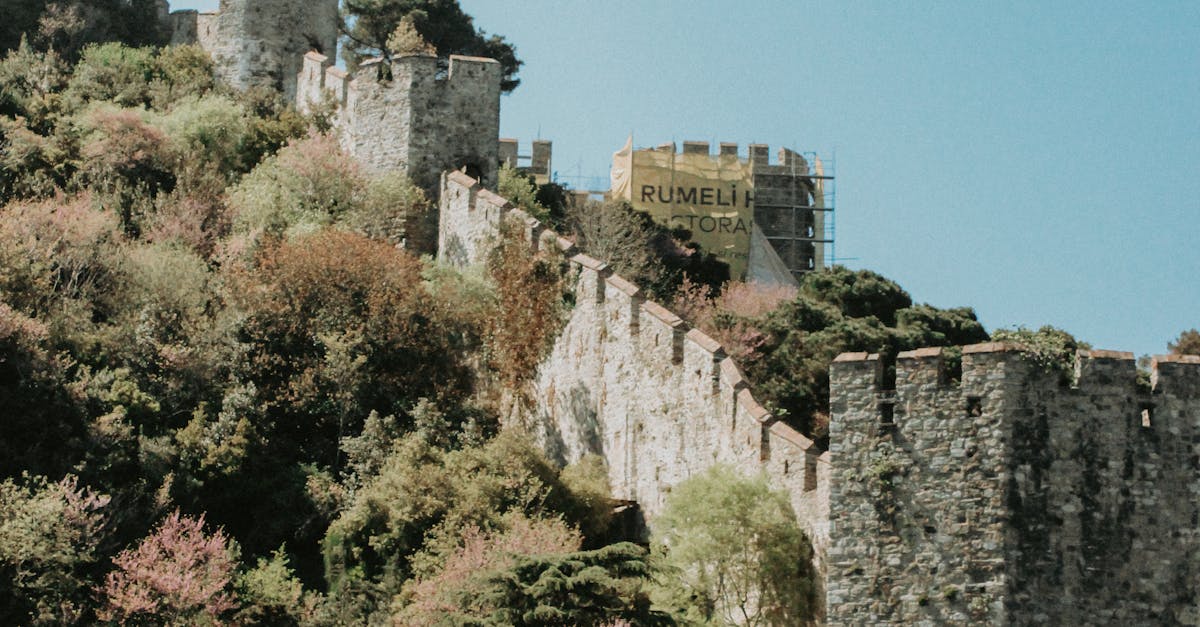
<box><xmin>828</xmin><ymin>347</ymin><xmax>1200</xmax><ymax>625</ymax></box>
<box><xmin>168</xmin><ymin>0</ymin><xmax>339</xmax><ymax>102</ymax></box>
<box><xmin>297</xmin><ymin>51</ymin><xmax>501</xmax><ymax>193</ymax></box>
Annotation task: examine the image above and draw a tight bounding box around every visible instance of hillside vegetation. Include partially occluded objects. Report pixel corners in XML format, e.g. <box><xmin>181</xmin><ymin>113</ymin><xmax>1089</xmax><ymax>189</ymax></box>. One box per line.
<box><xmin>1</xmin><ymin>14</ymin><xmax>1142</xmax><ymax>625</ymax></box>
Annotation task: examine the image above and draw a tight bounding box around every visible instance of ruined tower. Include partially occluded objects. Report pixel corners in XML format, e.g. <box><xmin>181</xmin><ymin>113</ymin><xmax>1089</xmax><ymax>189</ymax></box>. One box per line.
<box><xmin>168</xmin><ymin>0</ymin><xmax>339</xmax><ymax>102</ymax></box>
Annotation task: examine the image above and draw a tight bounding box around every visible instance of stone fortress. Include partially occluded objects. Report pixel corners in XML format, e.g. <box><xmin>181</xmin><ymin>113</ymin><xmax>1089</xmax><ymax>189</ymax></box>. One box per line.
<box><xmin>158</xmin><ymin>2</ymin><xmax>1200</xmax><ymax>623</ymax></box>
<box><xmin>159</xmin><ymin>0</ymin><xmax>500</xmax><ymax>192</ymax></box>
<box><xmin>163</xmin><ymin>0</ymin><xmax>339</xmax><ymax>102</ymax></box>
<box><xmin>439</xmin><ymin>169</ymin><xmax>1200</xmax><ymax>627</ymax></box>
<box><xmin>295</xmin><ymin>50</ymin><xmax>500</xmax><ymax>191</ymax></box>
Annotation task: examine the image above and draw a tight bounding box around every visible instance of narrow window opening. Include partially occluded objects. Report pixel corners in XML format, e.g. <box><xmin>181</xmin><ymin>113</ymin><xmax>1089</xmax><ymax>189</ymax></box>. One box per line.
<box><xmin>879</xmin><ymin>402</ymin><xmax>895</xmax><ymax>427</ymax></box>
<box><xmin>1140</xmin><ymin>402</ymin><xmax>1154</xmax><ymax>429</ymax></box>
<box><xmin>803</xmin><ymin>454</ymin><xmax>818</xmax><ymax>492</ymax></box>
<box><xmin>966</xmin><ymin>396</ymin><xmax>983</xmax><ymax>417</ymax></box>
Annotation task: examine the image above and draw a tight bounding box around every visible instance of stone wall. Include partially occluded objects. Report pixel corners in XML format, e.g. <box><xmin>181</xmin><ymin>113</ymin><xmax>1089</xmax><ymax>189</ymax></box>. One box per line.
<box><xmin>828</xmin><ymin>347</ymin><xmax>1200</xmax><ymax>625</ymax></box>
<box><xmin>168</xmin><ymin>0</ymin><xmax>338</xmax><ymax>102</ymax></box>
<box><xmin>298</xmin><ymin>52</ymin><xmax>501</xmax><ymax>192</ymax></box>
<box><xmin>499</xmin><ymin>138</ymin><xmax>553</xmax><ymax>184</ymax></box>
<box><xmin>438</xmin><ymin>170</ymin><xmax>832</xmax><ymax>613</ymax></box>
<box><xmin>439</xmin><ymin>170</ymin><xmax>1200</xmax><ymax>625</ymax></box>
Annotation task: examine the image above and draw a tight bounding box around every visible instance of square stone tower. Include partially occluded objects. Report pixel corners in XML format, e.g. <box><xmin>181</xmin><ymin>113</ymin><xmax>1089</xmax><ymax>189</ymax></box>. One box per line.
<box><xmin>169</xmin><ymin>0</ymin><xmax>339</xmax><ymax>102</ymax></box>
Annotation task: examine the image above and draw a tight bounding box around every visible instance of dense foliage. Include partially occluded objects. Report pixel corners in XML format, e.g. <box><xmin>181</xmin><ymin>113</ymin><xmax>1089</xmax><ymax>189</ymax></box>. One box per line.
<box><xmin>1</xmin><ymin>13</ymin><xmax>1123</xmax><ymax>625</ymax></box>
<box><xmin>499</xmin><ymin>165</ymin><xmax>729</xmax><ymax>304</ymax></box>
<box><xmin>651</xmin><ymin>467</ymin><xmax>816</xmax><ymax>626</ymax></box>
<box><xmin>1</xmin><ymin>0</ymin><xmax>168</xmax><ymax>61</ymax></box>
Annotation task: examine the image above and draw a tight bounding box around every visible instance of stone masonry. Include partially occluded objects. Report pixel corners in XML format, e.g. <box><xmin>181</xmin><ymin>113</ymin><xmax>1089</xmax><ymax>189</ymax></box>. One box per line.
<box><xmin>439</xmin><ymin>169</ymin><xmax>833</xmax><ymax>615</ymax></box>
<box><xmin>297</xmin><ymin>51</ymin><xmax>501</xmax><ymax>192</ymax></box>
<box><xmin>439</xmin><ymin>172</ymin><xmax>1200</xmax><ymax>625</ymax></box>
<box><xmin>166</xmin><ymin>0</ymin><xmax>338</xmax><ymax>102</ymax></box>
<box><xmin>829</xmin><ymin>347</ymin><xmax>1200</xmax><ymax>625</ymax></box>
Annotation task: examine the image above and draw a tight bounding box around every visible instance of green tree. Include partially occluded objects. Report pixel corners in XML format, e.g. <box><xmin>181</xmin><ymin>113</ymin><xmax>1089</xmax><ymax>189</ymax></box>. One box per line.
<box><xmin>2</xmin><ymin>0</ymin><xmax>168</xmax><ymax>60</ymax></box>
<box><xmin>229</xmin><ymin>133</ymin><xmax>366</xmax><ymax>239</ymax></box>
<box><xmin>651</xmin><ymin>466</ymin><xmax>815</xmax><ymax>627</ymax></box>
<box><xmin>566</xmin><ymin>198</ymin><xmax>729</xmax><ymax>303</ymax></box>
<box><xmin>341</xmin><ymin>0</ymin><xmax>522</xmax><ymax>91</ymax></box>
<box><xmin>235</xmin><ymin>547</ymin><xmax>307</xmax><ymax>626</ymax></box>
<box><xmin>436</xmin><ymin>542</ymin><xmax>674</xmax><ymax>626</ymax></box>
<box><xmin>63</xmin><ymin>42</ymin><xmax>157</xmax><ymax>109</ymax></box>
<box><xmin>714</xmin><ymin>267</ymin><xmax>989</xmax><ymax>441</ymax></box>
<box><xmin>0</xmin><ymin>37</ymin><xmax>69</xmax><ymax>129</ymax></box>
<box><xmin>0</xmin><ymin>302</ymin><xmax>90</xmax><ymax>479</ymax></box>
<box><xmin>322</xmin><ymin>431</ymin><xmax>614</xmax><ymax>620</ymax></box>
<box><xmin>1168</xmin><ymin>329</ymin><xmax>1200</xmax><ymax>356</ymax></box>
<box><xmin>0</xmin><ymin>475</ymin><xmax>110</xmax><ymax>625</ymax></box>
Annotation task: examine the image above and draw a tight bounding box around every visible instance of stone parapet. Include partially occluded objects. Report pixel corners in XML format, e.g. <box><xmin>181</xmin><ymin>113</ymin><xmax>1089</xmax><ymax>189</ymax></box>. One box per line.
<box><xmin>827</xmin><ymin>345</ymin><xmax>1200</xmax><ymax>625</ymax></box>
<box><xmin>438</xmin><ymin>170</ymin><xmax>1199</xmax><ymax>625</ymax></box>
<box><xmin>437</xmin><ymin>172</ymin><xmax>833</xmax><ymax>613</ymax></box>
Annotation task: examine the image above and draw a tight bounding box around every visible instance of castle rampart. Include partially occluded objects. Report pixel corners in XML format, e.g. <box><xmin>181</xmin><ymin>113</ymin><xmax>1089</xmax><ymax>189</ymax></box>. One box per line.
<box><xmin>828</xmin><ymin>346</ymin><xmax>1200</xmax><ymax>625</ymax></box>
<box><xmin>439</xmin><ymin>170</ymin><xmax>1200</xmax><ymax>625</ymax></box>
<box><xmin>499</xmin><ymin>138</ymin><xmax>552</xmax><ymax>184</ymax></box>
<box><xmin>298</xmin><ymin>52</ymin><xmax>501</xmax><ymax>192</ymax></box>
<box><xmin>438</xmin><ymin>170</ymin><xmax>833</xmax><ymax>613</ymax></box>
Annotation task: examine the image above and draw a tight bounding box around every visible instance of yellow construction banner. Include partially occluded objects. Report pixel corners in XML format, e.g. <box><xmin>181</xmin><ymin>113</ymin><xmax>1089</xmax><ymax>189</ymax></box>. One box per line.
<box><xmin>612</xmin><ymin>141</ymin><xmax>754</xmax><ymax>278</ymax></box>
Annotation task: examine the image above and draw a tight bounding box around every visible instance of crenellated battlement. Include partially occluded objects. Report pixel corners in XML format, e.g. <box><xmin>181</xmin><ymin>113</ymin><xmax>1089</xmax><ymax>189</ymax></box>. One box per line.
<box><xmin>297</xmin><ymin>52</ymin><xmax>501</xmax><ymax>195</ymax></box>
<box><xmin>830</xmin><ymin>343</ymin><xmax>1200</xmax><ymax>402</ymax></box>
<box><xmin>829</xmin><ymin>344</ymin><xmax>1200</xmax><ymax>625</ymax></box>
<box><xmin>437</xmin><ymin>172</ymin><xmax>831</xmax><ymax>593</ymax></box>
<box><xmin>499</xmin><ymin>138</ymin><xmax>553</xmax><ymax>184</ymax></box>
<box><xmin>639</xmin><ymin>140</ymin><xmax>812</xmax><ymax>175</ymax></box>
<box><xmin>438</xmin><ymin>168</ymin><xmax>1200</xmax><ymax>625</ymax></box>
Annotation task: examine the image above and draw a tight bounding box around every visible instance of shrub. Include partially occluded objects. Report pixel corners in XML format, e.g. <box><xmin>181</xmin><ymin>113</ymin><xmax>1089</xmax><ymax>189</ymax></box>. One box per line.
<box><xmin>651</xmin><ymin>466</ymin><xmax>816</xmax><ymax>626</ymax></box>
<box><xmin>235</xmin><ymin>547</ymin><xmax>306</xmax><ymax>625</ymax></box>
<box><xmin>0</xmin><ymin>475</ymin><xmax>110</xmax><ymax>625</ymax></box>
<box><xmin>157</xmin><ymin>94</ymin><xmax>250</xmax><ymax>182</ymax></box>
<box><xmin>72</xmin><ymin>105</ymin><xmax>175</xmax><ymax>233</ymax></box>
<box><xmin>485</xmin><ymin>227</ymin><xmax>568</xmax><ymax>391</ymax></box>
<box><xmin>148</xmin><ymin>44</ymin><xmax>214</xmax><ymax>110</ymax></box>
<box><xmin>991</xmin><ymin>325</ymin><xmax>1088</xmax><ymax>380</ymax></box>
<box><xmin>226</xmin><ymin>229</ymin><xmax>471</xmax><ymax>461</ymax></box>
<box><xmin>99</xmin><ymin>510</ymin><xmax>239</xmax><ymax>624</ymax></box>
<box><xmin>0</xmin><ymin>115</ymin><xmax>72</xmax><ymax>199</ymax></box>
<box><xmin>0</xmin><ymin>193</ymin><xmax>125</xmax><ymax>352</ymax></box>
<box><xmin>343</xmin><ymin>172</ymin><xmax>432</xmax><ymax>249</ymax></box>
<box><xmin>410</xmin><ymin>541</ymin><xmax>672</xmax><ymax>626</ymax></box>
<box><xmin>63</xmin><ymin>43</ymin><xmax>155</xmax><ymax>109</ymax></box>
<box><xmin>323</xmin><ymin>431</ymin><xmax>614</xmax><ymax>611</ymax></box>
<box><xmin>395</xmin><ymin>513</ymin><xmax>582</xmax><ymax>623</ymax></box>
<box><xmin>229</xmin><ymin>134</ymin><xmax>364</xmax><ymax>239</ymax></box>
<box><xmin>673</xmin><ymin>278</ymin><xmax>797</xmax><ymax>362</ymax></box>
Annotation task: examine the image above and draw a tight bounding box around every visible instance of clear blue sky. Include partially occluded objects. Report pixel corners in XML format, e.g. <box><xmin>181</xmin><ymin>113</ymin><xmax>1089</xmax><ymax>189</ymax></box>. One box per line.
<box><xmin>173</xmin><ymin>0</ymin><xmax>1199</xmax><ymax>357</ymax></box>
